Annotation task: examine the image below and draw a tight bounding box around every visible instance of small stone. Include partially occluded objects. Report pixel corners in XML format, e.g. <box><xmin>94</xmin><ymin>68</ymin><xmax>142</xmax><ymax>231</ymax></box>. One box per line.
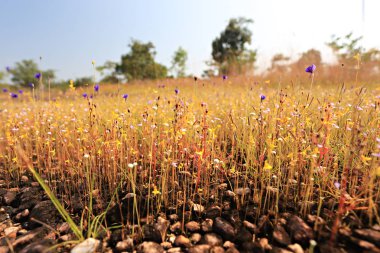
<box><xmin>287</xmin><ymin>243</ymin><xmax>304</xmax><ymax>253</ymax></box>
<box><xmin>201</xmin><ymin>219</ymin><xmax>213</xmax><ymax>233</ymax></box>
<box><xmin>273</xmin><ymin>225</ymin><xmax>291</xmax><ymax>247</ymax></box>
<box><xmin>259</xmin><ymin>238</ymin><xmax>272</xmax><ymax>251</ymax></box>
<box><xmin>186</xmin><ymin>221</ymin><xmax>200</xmax><ymax>232</ymax></box>
<box><xmin>213</xmin><ymin>217</ymin><xmax>236</xmax><ymax>241</ymax></box>
<box><xmin>58</xmin><ymin>222</ymin><xmax>71</xmax><ymax>234</ymax></box>
<box><xmin>21</xmin><ymin>175</ymin><xmax>29</xmax><ymax>183</ymax></box>
<box><xmin>116</xmin><ymin>238</ymin><xmax>134</xmax><ymax>252</ymax></box>
<box><xmin>201</xmin><ymin>233</ymin><xmax>223</xmax><ymax>247</ymax></box>
<box><xmin>223</xmin><ymin>241</ymin><xmax>235</xmax><ymax>249</ymax></box>
<box><xmin>15</xmin><ymin>209</ymin><xmax>29</xmax><ymax>221</ymax></box>
<box><xmin>17</xmin><ymin>229</ymin><xmax>28</xmax><ymax>235</ymax></box>
<box><xmin>4</xmin><ymin>191</ymin><xmax>17</xmax><ymax>205</ymax></box>
<box><xmin>156</xmin><ymin>217</ymin><xmax>170</xmax><ymax>242</ymax></box>
<box><xmin>193</xmin><ymin>204</ymin><xmax>205</xmax><ymax>214</ymax></box>
<box><xmin>161</xmin><ymin>241</ymin><xmax>172</xmax><ymax>250</ymax></box>
<box><xmin>59</xmin><ymin>235</ymin><xmax>70</xmax><ymax>242</ymax></box>
<box><xmin>0</xmin><ymin>246</ymin><xmax>9</xmax><ymax>253</ymax></box>
<box><xmin>286</xmin><ymin>216</ymin><xmax>313</xmax><ymax>246</ymax></box>
<box><xmin>206</xmin><ymin>206</ymin><xmax>221</xmax><ymax>219</ymax></box>
<box><xmin>210</xmin><ymin>246</ymin><xmax>225</xmax><ymax>253</ymax></box>
<box><xmin>170</xmin><ymin>221</ymin><xmax>182</xmax><ymax>233</ymax></box>
<box><xmin>225</xmin><ymin>247</ymin><xmax>239</xmax><ymax>253</ymax></box>
<box><xmin>169</xmin><ymin>214</ymin><xmax>179</xmax><ymax>223</ymax></box>
<box><xmin>190</xmin><ymin>233</ymin><xmax>202</xmax><ymax>244</ymax></box>
<box><xmin>174</xmin><ymin>235</ymin><xmax>192</xmax><ymax>248</ymax></box>
<box><xmin>31</xmin><ymin>182</ymin><xmax>39</xmax><ymax>187</ymax></box>
<box><xmin>354</xmin><ymin>228</ymin><xmax>380</xmax><ymax>247</ymax></box>
<box><xmin>4</xmin><ymin>226</ymin><xmax>20</xmax><ymax>238</ymax></box>
<box><xmin>225</xmin><ymin>190</ymin><xmax>235</xmax><ymax>198</ymax></box>
<box><xmin>143</xmin><ymin>224</ymin><xmax>162</xmax><ymax>243</ymax></box>
<box><xmin>234</xmin><ymin>187</ymin><xmax>251</xmax><ymax>196</ymax></box>
<box><xmin>243</xmin><ymin>220</ymin><xmax>257</xmax><ymax>233</ymax></box>
<box><xmin>188</xmin><ymin>244</ymin><xmax>211</xmax><ymax>253</ymax></box>
<box><xmin>167</xmin><ymin>247</ymin><xmax>183</xmax><ymax>253</ymax></box>
<box><xmin>136</xmin><ymin>241</ymin><xmax>164</xmax><ymax>253</ymax></box>
<box><xmin>71</xmin><ymin>238</ymin><xmax>100</xmax><ymax>253</ymax></box>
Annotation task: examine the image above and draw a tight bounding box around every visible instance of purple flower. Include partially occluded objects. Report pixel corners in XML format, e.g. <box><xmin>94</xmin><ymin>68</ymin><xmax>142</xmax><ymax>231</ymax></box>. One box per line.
<box><xmin>123</xmin><ymin>94</ymin><xmax>128</xmax><ymax>100</ymax></box>
<box><xmin>94</xmin><ymin>84</ymin><xmax>99</xmax><ymax>92</ymax></box>
<box><xmin>6</xmin><ymin>66</ymin><xmax>10</xmax><ymax>72</ymax></box>
<box><xmin>35</xmin><ymin>73</ymin><xmax>41</xmax><ymax>79</ymax></box>
<box><xmin>175</xmin><ymin>89</ymin><xmax>179</xmax><ymax>95</ymax></box>
<box><xmin>334</xmin><ymin>182</ymin><xmax>341</xmax><ymax>190</ymax></box>
<box><xmin>82</xmin><ymin>93</ymin><xmax>88</xmax><ymax>98</ymax></box>
<box><xmin>222</xmin><ymin>75</ymin><xmax>228</xmax><ymax>80</ymax></box>
<box><xmin>2</xmin><ymin>88</ymin><xmax>8</xmax><ymax>92</ymax></box>
<box><xmin>260</xmin><ymin>94</ymin><xmax>266</xmax><ymax>101</ymax></box>
<box><xmin>18</xmin><ymin>90</ymin><xmax>23</xmax><ymax>94</ymax></box>
<box><xmin>29</xmin><ymin>83</ymin><xmax>34</xmax><ymax>88</ymax></box>
<box><xmin>305</xmin><ymin>64</ymin><xmax>316</xmax><ymax>74</ymax></box>
<box><xmin>10</xmin><ymin>93</ymin><xmax>18</xmax><ymax>98</ymax></box>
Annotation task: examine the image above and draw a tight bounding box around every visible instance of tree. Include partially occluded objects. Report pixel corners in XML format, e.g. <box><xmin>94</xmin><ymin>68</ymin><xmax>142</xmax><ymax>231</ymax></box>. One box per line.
<box><xmin>171</xmin><ymin>47</ymin><xmax>188</xmax><ymax>78</ymax></box>
<box><xmin>211</xmin><ymin>17</ymin><xmax>256</xmax><ymax>75</ymax></box>
<box><xmin>269</xmin><ymin>53</ymin><xmax>290</xmax><ymax>73</ymax></box>
<box><xmin>327</xmin><ymin>33</ymin><xmax>363</xmax><ymax>63</ymax></box>
<box><xmin>96</xmin><ymin>61</ymin><xmax>119</xmax><ymax>83</ymax></box>
<box><xmin>117</xmin><ymin>40</ymin><xmax>167</xmax><ymax>81</ymax></box>
<box><xmin>9</xmin><ymin>59</ymin><xmax>55</xmax><ymax>87</ymax></box>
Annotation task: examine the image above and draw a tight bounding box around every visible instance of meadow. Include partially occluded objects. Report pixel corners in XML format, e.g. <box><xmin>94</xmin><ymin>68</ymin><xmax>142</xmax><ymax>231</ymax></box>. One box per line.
<box><xmin>0</xmin><ymin>75</ymin><xmax>380</xmax><ymax>252</ymax></box>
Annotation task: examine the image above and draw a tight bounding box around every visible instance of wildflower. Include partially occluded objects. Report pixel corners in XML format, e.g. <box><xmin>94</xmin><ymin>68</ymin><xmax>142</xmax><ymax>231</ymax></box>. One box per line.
<box><xmin>35</xmin><ymin>73</ymin><xmax>41</xmax><ymax>79</ymax></box>
<box><xmin>83</xmin><ymin>153</ymin><xmax>90</xmax><ymax>158</ymax></box>
<box><xmin>94</xmin><ymin>84</ymin><xmax>99</xmax><ymax>92</ymax></box>
<box><xmin>222</xmin><ymin>75</ymin><xmax>227</xmax><ymax>80</ymax></box>
<box><xmin>2</xmin><ymin>88</ymin><xmax>8</xmax><ymax>92</ymax></box>
<box><xmin>91</xmin><ymin>60</ymin><xmax>96</xmax><ymax>66</ymax></box>
<box><xmin>82</xmin><ymin>93</ymin><xmax>88</xmax><ymax>98</ymax></box>
<box><xmin>128</xmin><ymin>163</ymin><xmax>134</xmax><ymax>169</ymax></box>
<box><xmin>69</xmin><ymin>80</ymin><xmax>75</xmax><ymax>90</ymax></box>
<box><xmin>334</xmin><ymin>182</ymin><xmax>340</xmax><ymax>189</ymax></box>
<box><xmin>18</xmin><ymin>90</ymin><xmax>23</xmax><ymax>94</ymax></box>
<box><xmin>305</xmin><ymin>64</ymin><xmax>316</xmax><ymax>74</ymax></box>
<box><xmin>175</xmin><ymin>88</ymin><xmax>179</xmax><ymax>95</ymax></box>
<box><xmin>152</xmin><ymin>186</ymin><xmax>161</xmax><ymax>195</ymax></box>
<box><xmin>10</xmin><ymin>93</ymin><xmax>18</xmax><ymax>98</ymax></box>
<box><xmin>6</xmin><ymin>66</ymin><xmax>10</xmax><ymax>72</ymax></box>
<box><xmin>263</xmin><ymin>160</ymin><xmax>273</xmax><ymax>170</ymax></box>
<box><xmin>123</xmin><ymin>94</ymin><xmax>128</xmax><ymax>100</ymax></box>
<box><xmin>29</xmin><ymin>83</ymin><xmax>34</xmax><ymax>88</ymax></box>
<box><xmin>260</xmin><ymin>94</ymin><xmax>266</xmax><ymax>101</ymax></box>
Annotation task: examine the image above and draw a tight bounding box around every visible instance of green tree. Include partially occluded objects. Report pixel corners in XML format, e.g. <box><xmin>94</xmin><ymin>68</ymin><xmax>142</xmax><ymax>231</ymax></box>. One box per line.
<box><xmin>96</xmin><ymin>61</ymin><xmax>119</xmax><ymax>83</ymax></box>
<box><xmin>211</xmin><ymin>17</ymin><xmax>256</xmax><ymax>75</ymax></box>
<box><xmin>9</xmin><ymin>59</ymin><xmax>55</xmax><ymax>87</ymax></box>
<box><xmin>171</xmin><ymin>47</ymin><xmax>188</xmax><ymax>78</ymax></box>
<box><xmin>117</xmin><ymin>40</ymin><xmax>167</xmax><ymax>81</ymax></box>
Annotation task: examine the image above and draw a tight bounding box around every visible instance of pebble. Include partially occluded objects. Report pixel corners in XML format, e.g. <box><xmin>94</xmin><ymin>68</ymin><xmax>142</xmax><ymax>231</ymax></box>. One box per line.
<box><xmin>71</xmin><ymin>238</ymin><xmax>100</xmax><ymax>253</ymax></box>
<box><xmin>136</xmin><ymin>241</ymin><xmax>164</xmax><ymax>253</ymax></box>
<box><xmin>174</xmin><ymin>235</ymin><xmax>192</xmax><ymax>248</ymax></box>
<box><xmin>188</xmin><ymin>244</ymin><xmax>211</xmax><ymax>253</ymax></box>
<box><xmin>201</xmin><ymin>233</ymin><xmax>223</xmax><ymax>247</ymax></box>
<box><xmin>186</xmin><ymin>221</ymin><xmax>200</xmax><ymax>232</ymax></box>
<box><xmin>201</xmin><ymin>219</ymin><xmax>213</xmax><ymax>232</ymax></box>
<box><xmin>170</xmin><ymin>221</ymin><xmax>182</xmax><ymax>233</ymax></box>
<box><xmin>213</xmin><ymin>217</ymin><xmax>236</xmax><ymax>241</ymax></box>
<box><xmin>210</xmin><ymin>246</ymin><xmax>225</xmax><ymax>253</ymax></box>
<box><xmin>115</xmin><ymin>238</ymin><xmax>134</xmax><ymax>252</ymax></box>
<box><xmin>161</xmin><ymin>241</ymin><xmax>172</xmax><ymax>250</ymax></box>
<box><xmin>286</xmin><ymin>216</ymin><xmax>313</xmax><ymax>246</ymax></box>
<box><xmin>189</xmin><ymin>233</ymin><xmax>202</xmax><ymax>244</ymax></box>
<box><xmin>4</xmin><ymin>226</ymin><xmax>20</xmax><ymax>238</ymax></box>
<box><xmin>193</xmin><ymin>204</ymin><xmax>205</xmax><ymax>214</ymax></box>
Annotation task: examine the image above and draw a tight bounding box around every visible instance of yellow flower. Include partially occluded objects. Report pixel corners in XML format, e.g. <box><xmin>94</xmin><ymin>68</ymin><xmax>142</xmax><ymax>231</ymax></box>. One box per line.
<box><xmin>152</xmin><ymin>186</ymin><xmax>161</xmax><ymax>195</ymax></box>
<box><xmin>376</xmin><ymin>167</ymin><xmax>380</xmax><ymax>177</ymax></box>
<box><xmin>360</xmin><ymin>155</ymin><xmax>371</xmax><ymax>166</ymax></box>
<box><xmin>263</xmin><ymin>160</ymin><xmax>273</xmax><ymax>170</ymax></box>
<box><xmin>92</xmin><ymin>60</ymin><xmax>96</xmax><ymax>66</ymax></box>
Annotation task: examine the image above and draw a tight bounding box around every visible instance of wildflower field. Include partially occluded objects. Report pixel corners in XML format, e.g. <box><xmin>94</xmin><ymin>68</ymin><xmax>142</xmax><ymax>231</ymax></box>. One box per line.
<box><xmin>1</xmin><ymin>76</ymin><xmax>380</xmax><ymax>252</ymax></box>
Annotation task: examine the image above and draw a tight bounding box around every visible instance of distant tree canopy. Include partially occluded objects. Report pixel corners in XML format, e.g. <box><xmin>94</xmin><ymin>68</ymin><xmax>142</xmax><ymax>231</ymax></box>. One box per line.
<box><xmin>171</xmin><ymin>47</ymin><xmax>188</xmax><ymax>78</ymax></box>
<box><xmin>117</xmin><ymin>40</ymin><xmax>168</xmax><ymax>81</ymax></box>
<box><xmin>211</xmin><ymin>17</ymin><xmax>256</xmax><ymax>75</ymax></box>
<box><xmin>9</xmin><ymin>59</ymin><xmax>55</xmax><ymax>87</ymax></box>
<box><xmin>97</xmin><ymin>61</ymin><xmax>119</xmax><ymax>83</ymax></box>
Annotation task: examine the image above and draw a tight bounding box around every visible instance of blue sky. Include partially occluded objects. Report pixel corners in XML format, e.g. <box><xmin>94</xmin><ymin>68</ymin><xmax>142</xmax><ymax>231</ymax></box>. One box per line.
<box><xmin>1</xmin><ymin>0</ymin><xmax>379</xmax><ymax>81</ymax></box>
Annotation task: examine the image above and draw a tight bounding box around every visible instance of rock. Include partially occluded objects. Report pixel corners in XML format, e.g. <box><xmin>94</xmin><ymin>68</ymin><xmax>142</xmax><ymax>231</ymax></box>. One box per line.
<box><xmin>206</xmin><ymin>206</ymin><xmax>221</xmax><ymax>219</ymax></box>
<box><xmin>193</xmin><ymin>204</ymin><xmax>205</xmax><ymax>214</ymax></box>
<box><xmin>200</xmin><ymin>233</ymin><xmax>223</xmax><ymax>247</ymax></box>
<box><xmin>188</xmin><ymin>244</ymin><xmax>211</xmax><ymax>253</ymax></box>
<box><xmin>186</xmin><ymin>221</ymin><xmax>201</xmax><ymax>232</ymax></box>
<box><xmin>29</xmin><ymin>200</ymin><xmax>59</xmax><ymax>228</ymax></box>
<box><xmin>201</xmin><ymin>219</ymin><xmax>213</xmax><ymax>233</ymax></box>
<box><xmin>213</xmin><ymin>217</ymin><xmax>236</xmax><ymax>241</ymax></box>
<box><xmin>348</xmin><ymin>236</ymin><xmax>380</xmax><ymax>252</ymax></box>
<box><xmin>190</xmin><ymin>233</ymin><xmax>202</xmax><ymax>244</ymax></box>
<box><xmin>19</xmin><ymin>239</ymin><xmax>53</xmax><ymax>253</ymax></box>
<box><xmin>174</xmin><ymin>235</ymin><xmax>192</xmax><ymax>248</ymax></box>
<box><xmin>143</xmin><ymin>224</ymin><xmax>162</xmax><ymax>243</ymax></box>
<box><xmin>286</xmin><ymin>216</ymin><xmax>313</xmax><ymax>246</ymax></box>
<box><xmin>161</xmin><ymin>241</ymin><xmax>172</xmax><ymax>250</ymax></box>
<box><xmin>0</xmin><ymin>246</ymin><xmax>9</xmax><ymax>253</ymax></box>
<box><xmin>12</xmin><ymin>227</ymin><xmax>49</xmax><ymax>249</ymax></box>
<box><xmin>21</xmin><ymin>175</ymin><xmax>29</xmax><ymax>183</ymax></box>
<box><xmin>223</xmin><ymin>241</ymin><xmax>235</xmax><ymax>249</ymax></box>
<box><xmin>170</xmin><ymin>221</ymin><xmax>182</xmax><ymax>234</ymax></box>
<box><xmin>18</xmin><ymin>187</ymin><xmax>42</xmax><ymax>210</ymax></box>
<box><xmin>234</xmin><ymin>188</ymin><xmax>251</xmax><ymax>196</ymax></box>
<box><xmin>4</xmin><ymin>226</ymin><xmax>20</xmax><ymax>238</ymax></box>
<box><xmin>287</xmin><ymin>243</ymin><xmax>303</xmax><ymax>253</ymax></box>
<box><xmin>225</xmin><ymin>190</ymin><xmax>235</xmax><ymax>198</ymax></box>
<box><xmin>243</xmin><ymin>220</ymin><xmax>257</xmax><ymax>233</ymax></box>
<box><xmin>273</xmin><ymin>225</ymin><xmax>291</xmax><ymax>247</ymax></box>
<box><xmin>58</xmin><ymin>222</ymin><xmax>70</xmax><ymax>234</ymax></box>
<box><xmin>235</xmin><ymin>227</ymin><xmax>252</xmax><ymax>245</ymax></box>
<box><xmin>71</xmin><ymin>238</ymin><xmax>100</xmax><ymax>253</ymax></box>
<box><xmin>3</xmin><ymin>190</ymin><xmax>17</xmax><ymax>206</ymax></box>
<box><xmin>115</xmin><ymin>238</ymin><xmax>134</xmax><ymax>252</ymax></box>
<box><xmin>259</xmin><ymin>238</ymin><xmax>272</xmax><ymax>251</ymax></box>
<box><xmin>156</xmin><ymin>217</ymin><xmax>170</xmax><ymax>242</ymax></box>
<box><xmin>167</xmin><ymin>247</ymin><xmax>183</xmax><ymax>253</ymax></box>
<box><xmin>240</xmin><ymin>242</ymin><xmax>264</xmax><ymax>253</ymax></box>
<box><xmin>136</xmin><ymin>241</ymin><xmax>164</xmax><ymax>253</ymax></box>
<box><xmin>225</xmin><ymin>247</ymin><xmax>239</xmax><ymax>253</ymax></box>
<box><xmin>210</xmin><ymin>246</ymin><xmax>225</xmax><ymax>253</ymax></box>
<box><xmin>15</xmin><ymin>209</ymin><xmax>30</xmax><ymax>221</ymax></box>
<box><xmin>354</xmin><ymin>228</ymin><xmax>380</xmax><ymax>247</ymax></box>
<box><xmin>169</xmin><ymin>214</ymin><xmax>179</xmax><ymax>223</ymax></box>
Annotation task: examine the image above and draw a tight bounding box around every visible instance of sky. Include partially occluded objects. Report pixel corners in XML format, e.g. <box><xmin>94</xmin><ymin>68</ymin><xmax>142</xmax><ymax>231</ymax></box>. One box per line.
<box><xmin>1</xmin><ymin>0</ymin><xmax>379</xmax><ymax>81</ymax></box>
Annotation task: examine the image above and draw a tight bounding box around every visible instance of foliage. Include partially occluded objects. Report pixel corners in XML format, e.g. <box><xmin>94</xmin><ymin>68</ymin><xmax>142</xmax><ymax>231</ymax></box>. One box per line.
<box><xmin>96</xmin><ymin>61</ymin><xmax>119</xmax><ymax>83</ymax></box>
<box><xmin>171</xmin><ymin>47</ymin><xmax>188</xmax><ymax>78</ymax></box>
<box><xmin>327</xmin><ymin>33</ymin><xmax>364</xmax><ymax>62</ymax></box>
<box><xmin>71</xmin><ymin>77</ymin><xmax>93</xmax><ymax>87</ymax></box>
<box><xmin>117</xmin><ymin>40</ymin><xmax>168</xmax><ymax>81</ymax></box>
<box><xmin>211</xmin><ymin>17</ymin><xmax>256</xmax><ymax>75</ymax></box>
<box><xmin>9</xmin><ymin>59</ymin><xmax>55</xmax><ymax>87</ymax></box>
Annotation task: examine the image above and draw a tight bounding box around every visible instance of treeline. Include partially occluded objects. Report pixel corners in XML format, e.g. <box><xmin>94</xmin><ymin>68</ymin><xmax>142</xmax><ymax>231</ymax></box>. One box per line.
<box><xmin>1</xmin><ymin>18</ymin><xmax>379</xmax><ymax>88</ymax></box>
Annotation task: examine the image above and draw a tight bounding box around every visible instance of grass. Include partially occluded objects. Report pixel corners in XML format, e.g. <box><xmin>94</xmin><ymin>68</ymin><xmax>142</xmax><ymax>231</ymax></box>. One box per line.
<box><xmin>1</xmin><ymin>75</ymin><xmax>379</xmax><ymax>242</ymax></box>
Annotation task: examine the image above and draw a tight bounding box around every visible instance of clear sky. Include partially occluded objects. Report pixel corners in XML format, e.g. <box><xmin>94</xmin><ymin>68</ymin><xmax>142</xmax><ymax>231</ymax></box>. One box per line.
<box><xmin>1</xmin><ymin>0</ymin><xmax>379</xmax><ymax>81</ymax></box>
